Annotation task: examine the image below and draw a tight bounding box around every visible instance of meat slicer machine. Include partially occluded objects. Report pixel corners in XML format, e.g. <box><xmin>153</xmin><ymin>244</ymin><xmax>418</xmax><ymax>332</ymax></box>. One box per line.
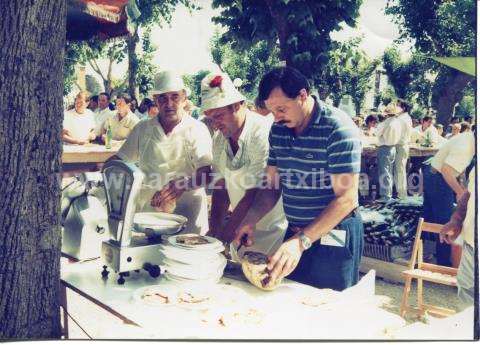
<box><xmin>101</xmin><ymin>160</ymin><xmax>186</xmax><ymax>284</ymax></box>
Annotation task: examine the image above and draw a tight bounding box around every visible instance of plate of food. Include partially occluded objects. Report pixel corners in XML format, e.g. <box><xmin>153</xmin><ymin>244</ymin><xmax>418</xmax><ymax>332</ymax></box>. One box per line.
<box><xmin>132</xmin><ymin>285</ymin><xmax>178</xmax><ymax>307</ymax></box>
<box><xmin>167</xmin><ymin>234</ymin><xmax>224</xmax><ymax>251</ymax></box>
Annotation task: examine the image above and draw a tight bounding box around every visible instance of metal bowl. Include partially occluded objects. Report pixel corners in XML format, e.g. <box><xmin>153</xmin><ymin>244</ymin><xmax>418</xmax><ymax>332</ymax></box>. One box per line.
<box><xmin>133</xmin><ymin>212</ymin><xmax>187</xmax><ymax>236</ymax></box>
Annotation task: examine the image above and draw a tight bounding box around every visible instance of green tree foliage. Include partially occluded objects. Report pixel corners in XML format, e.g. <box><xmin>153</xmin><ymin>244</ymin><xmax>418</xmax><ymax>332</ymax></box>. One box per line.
<box><xmin>85</xmin><ymin>74</ymin><xmax>101</xmax><ymax>95</ymax></box>
<box><xmin>64</xmin><ymin>1</ymin><xmax>198</xmax><ymax>96</ymax></box>
<box><xmin>323</xmin><ymin>37</ymin><xmax>379</xmax><ymax>114</ymax></box>
<box><xmin>455</xmin><ymin>90</ymin><xmax>475</xmax><ymax>119</ymax></box>
<box><xmin>385</xmin><ymin>0</ymin><xmax>476</xmax><ymax>125</ymax></box>
<box><xmin>183</xmin><ymin>70</ymin><xmax>210</xmax><ymax>106</ymax></box>
<box><xmin>209</xmin><ymin>31</ymin><xmax>281</xmax><ymax>100</ymax></box>
<box><xmin>382</xmin><ymin>46</ymin><xmax>434</xmax><ymax>109</ymax></box>
<box><xmin>136</xmin><ymin>29</ymin><xmax>158</xmax><ymax>97</ymax></box>
<box><xmin>211</xmin><ymin>0</ymin><xmax>362</xmax><ymax>89</ymax></box>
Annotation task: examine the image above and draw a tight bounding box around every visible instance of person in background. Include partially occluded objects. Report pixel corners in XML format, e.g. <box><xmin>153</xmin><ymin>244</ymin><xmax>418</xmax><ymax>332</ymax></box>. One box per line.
<box><xmin>423</xmin><ymin>130</ymin><xmax>475</xmax><ymax>267</ymax></box>
<box><xmin>435</xmin><ymin>124</ymin><xmax>445</xmax><ymax>137</ymax></box>
<box><xmin>376</xmin><ymin>103</ymin><xmax>402</xmax><ymax>200</ymax></box>
<box><xmin>234</xmin><ymin>67</ymin><xmax>363</xmax><ymax>291</ymax></box>
<box><xmin>135</xmin><ymin>98</ymin><xmax>154</xmax><ymax>120</ymax></box>
<box><xmin>93</xmin><ymin>92</ymin><xmax>115</xmax><ymax>138</ymax></box>
<box><xmin>411</xmin><ymin>118</ymin><xmax>420</xmax><ymax>128</ymax></box>
<box><xmin>377</xmin><ymin>114</ymin><xmax>386</xmax><ymax>123</ymax></box>
<box><xmin>88</xmin><ymin>95</ymin><xmax>99</xmax><ymax>112</ymax></box>
<box><xmin>129</xmin><ymin>97</ymin><xmax>138</xmax><ymax>114</ymax></box>
<box><xmin>363</xmin><ymin>114</ymin><xmax>378</xmax><ymax>137</ymax></box>
<box><xmin>254</xmin><ymin>96</ymin><xmax>274</xmax><ymax>119</ymax></box>
<box><xmin>184</xmin><ymin>99</ymin><xmax>201</xmax><ymax>119</ymax></box>
<box><xmin>393</xmin><ymin>99</ymin><xmax>413</xmax><ymax>199</ymax></box>
<box><xmin>411</xmin><ymin>116</ymin><xmax>440</xmax><ymax>146</ymax></box>
<box><xmin>463</xmin><ymin>116</ymin><xmax>473</xmax><ymax>125</ymax></box>
<box><xmin>63</xmin><ymin>91</ymin><xmax>96</xmax><ymax>145</ymax></box>
<box><xmin>146</xmin><ymin>102</ymin><xmax>159</xmax><ymax>119</ymax></box>
<box><xmin>460</xmin><ymin>122</ymin><xmax>472</xmax><ymax>133</ymax></box>
<box><xmin>101</xmin><ymin>93</ymin><xmax>139</xmax><ymax>141</ymax></box>
<box><xmin>440</xmin><ymin>166</ymin><xmax>475</xmax><ymax>308</ymax></box>
<box><xmin>446</xmin><ymin>123</ymin><xmax>461</xmax><ymax>139</ymax></box>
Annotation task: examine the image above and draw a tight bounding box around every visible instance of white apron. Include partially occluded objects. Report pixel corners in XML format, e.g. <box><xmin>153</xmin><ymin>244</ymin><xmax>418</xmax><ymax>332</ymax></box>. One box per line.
<box><xmin>224</xmin><ymin>162</ymin><xmax>287</xmax><ymax>257</ymax></box>
<box><xmin>135</xmin><ymin>125</ymin><xmax>209</xmax><ymax>235</ymax></box>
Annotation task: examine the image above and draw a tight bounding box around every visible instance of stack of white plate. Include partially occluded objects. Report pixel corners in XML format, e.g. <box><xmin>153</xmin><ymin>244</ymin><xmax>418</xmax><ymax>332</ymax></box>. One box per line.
<box><xmin>159</xmin><ymin>234</ymin><xmax>227</xmax><ymax>284</ymax></box>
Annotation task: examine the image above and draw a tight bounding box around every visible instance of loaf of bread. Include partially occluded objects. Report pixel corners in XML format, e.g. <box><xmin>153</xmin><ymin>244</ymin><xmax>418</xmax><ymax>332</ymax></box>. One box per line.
<box><xmin>241</xmin><ymin>251</ymin><xmax>282</xmax><ymax>291</ymax></box>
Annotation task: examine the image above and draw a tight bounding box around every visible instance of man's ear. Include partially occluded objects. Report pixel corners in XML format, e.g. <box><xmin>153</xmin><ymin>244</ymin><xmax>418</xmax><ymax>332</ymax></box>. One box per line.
<box><xmin>298</xmin><ymin>88</ymin><xmax>308</xmax><ymax>102</ymax></box>
<box><xmin>232</xmin><ymin>102</ymin><xmax>242</xmax><ymax>112</ymax></box>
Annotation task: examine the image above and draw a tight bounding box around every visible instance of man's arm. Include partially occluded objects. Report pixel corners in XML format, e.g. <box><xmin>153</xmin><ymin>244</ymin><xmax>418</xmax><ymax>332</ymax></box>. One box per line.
<box><xmin>266</xmin><ymin>173</ymin><xmax>359</xmax><ymax>282</ymax></box>
<box><xmin>233</xmin><ymin>165</ymin><xmax>282</xmax><ymax>246</ymax></box>
<box><xmin>155</xmin><ymin>165</ymin><xmax>212</xmax><ymax>205</ymax></box>
<box><xmin>302</xmin><ymin>173</ymin><xmax>359</xmax><ymax>242</ymax></box>
<box><xmin>62</xmin><ymin>129</ymin><xmax>85</xmax><ymax>145</ymax></box>
<box><xmin>440</xmin><ymin>164</ymin><xmax>466</xmax><ymax>200</ymax></box>
<box><xmin>208</xmin><ymin>179</ymin><xmax>230</xmax><ymax>239</ymax></box>
<box><xmin>440</xmin><ymin>191</ymin><xmax>470</xmax><ymax>244</ymax></box>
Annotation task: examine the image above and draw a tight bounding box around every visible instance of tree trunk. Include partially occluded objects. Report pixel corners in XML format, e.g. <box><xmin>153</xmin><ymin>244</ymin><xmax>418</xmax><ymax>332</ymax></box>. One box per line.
<box><xmin>127</xmin><ymin>26</ymin><xmax>140</xmax><ymax>100</ymax></box>
<box><xmin>265</xmin><ymin>0</ymin><xmax>291</xmax><ymax>66</ymax></box>
<box><xmin>0</xmin><ymin>0</ymin><xmax>65</xmax><ymax>339</ymax></box>
<box><xmin>431</xmin><ymin>68</ymin><xmax>473</xmax><ymax>126</ymax></box>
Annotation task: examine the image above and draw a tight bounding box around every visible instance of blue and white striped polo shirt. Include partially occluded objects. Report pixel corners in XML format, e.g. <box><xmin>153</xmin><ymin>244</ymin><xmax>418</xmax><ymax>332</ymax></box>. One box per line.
<box><xmin>267</xmin><ymin>98</ymin><xmax>362</xmax><ymax>227</ymax></box>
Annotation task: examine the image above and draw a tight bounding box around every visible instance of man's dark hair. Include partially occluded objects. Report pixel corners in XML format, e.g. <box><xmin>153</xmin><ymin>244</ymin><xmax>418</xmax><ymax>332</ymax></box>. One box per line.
<box><xmin>396</xmin><ymin>99</ymin><xmax>411</xmax><ymax>113</ymax></box>
<box><xmin>254</xmin><ymin>96</ymin><xmax>266</xmax><ymax>110</ymax></box>
<box><xmin>378</xmin><ymin>114</ymin><xmax>386</xmax><ymax>123</ymax></box>
<box><xmin>147</xmin><ymin>102</ymin><xmax>157</xmax><ymax>111</ymax></box>
<box><xmin>117</xmin><ymin>93</ymin><xmax>133</xmax><ymax>104</ymax></box>
<box><xmin>464</xmin><ymin>115</ymin><xmax>473</xmax><ymax>123</ymax></box>
<box><xmin>99</xmin><ymin>92</ymin><xmax>110</xmax><ymax>100</ymax></box>
<box><xmin>460</xmin><ymin>122</ymin><xmax>472</xmax><ymax>133</ymax></box>
<box><xmin>90</xmin><ymin>95</ymin><xmax>98</xmax><ymax>103</ymax></box>
<box><xmin>422</xmin><ymin>116</ymin><xmax>432</xmax><ymax>123</ymax></box>
<box><xmin>258</xmin><ymin>66</ymin><xmax>310</xmax><ymax>102</ymax></box>
<box><xmin>365</xmin><ymin>115</ymin><xmax>378</xmax><ymax>126</ymax></box>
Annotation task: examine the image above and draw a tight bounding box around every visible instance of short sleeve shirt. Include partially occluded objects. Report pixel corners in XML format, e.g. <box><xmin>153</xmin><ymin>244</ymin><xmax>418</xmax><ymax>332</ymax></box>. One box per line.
<box><xmin>103</xmin><ymin>111</ymin><xmax>140</xmax><ymax>140</ymax></box>
<box><xmin>267</xmin><ymin>97</ymin><xmax>362</xmax><ymax>227</ymax></box>
<box><xmin>63</xmin><ymin>109</ymin><xmax>95</xmax><ymax>142</ymax></box>
<box><xmin>212</xmin><ymin>111</ymin><xmax>272</xmax><ymax>189</ymax></box>
<box><xmin>430</xmin><ymin>131</ymin><xmax>475</xmax><ymax>176</ymax></box>
<box><xmin>117</xmin><ymin>114</ymin><xmax>213</xmax><ymax>179</ymax></box>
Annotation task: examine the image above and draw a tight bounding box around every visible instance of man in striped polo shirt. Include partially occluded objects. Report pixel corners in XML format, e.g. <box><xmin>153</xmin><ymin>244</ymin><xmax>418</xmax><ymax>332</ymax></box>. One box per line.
<box><xmin>234</xmin><ymin>67</ymin><xmax>364</xmax><ymax>290</ymax></box>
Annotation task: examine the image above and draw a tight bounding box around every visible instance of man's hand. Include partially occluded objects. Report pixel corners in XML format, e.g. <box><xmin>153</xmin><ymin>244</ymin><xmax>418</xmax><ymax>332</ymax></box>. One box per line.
<box><xmin>440</xmin><ymin>220</ymin><xmax>462</xmax><ymax>244</ymax></box>
<box><xmin>233</xmin><ymin>223</ymin><xmax>255</xmax><ymax>248</ymax></box>
<box><xmin>88</xmin><ymin>131</ymin><xmax>97</xmax><ymax>141</ymax></box>
<box><xmin>267</xmin><ymin>237</ymin><xmax>303</xmax><ymax>283</ymax></box>
<box><xmin>159</xmin><ymin>178</ymin><xmax>188</xmax><ymax>202</ymax></box>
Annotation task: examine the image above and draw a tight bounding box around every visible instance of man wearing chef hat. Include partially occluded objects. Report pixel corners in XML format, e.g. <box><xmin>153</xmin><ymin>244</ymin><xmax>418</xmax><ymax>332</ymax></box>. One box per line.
<box><xmin>201</xmin><ymin>72</ymin><xmax>288</xmax><ymax>257</ymax></box>
<box><xmin>112</xmin><ymin>70</ymin><xmax>213</xmax><ymax>234</ymax></box>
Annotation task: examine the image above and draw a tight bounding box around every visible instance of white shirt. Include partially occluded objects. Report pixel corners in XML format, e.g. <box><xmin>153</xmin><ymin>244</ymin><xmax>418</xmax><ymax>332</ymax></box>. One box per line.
<box><xmin>411</xmin><ymin>125</ymin><xmax>440</xmax><ymax>145</ymax></box>
<box><xmin>212</xmin><ymin>111</ymin><xmax>272</xmax><ymax>188</ymax></box>
<box><xmin>376</xmin><ymin>116</ymin><xmax>402</xmax><ymax>146</ymax></box>
<box><xmin>117</xmin><ymin>114</ymin><xmax>213</xmax><ymax>182</ymax></box>
<box><xmin>462</xmin><ymin>168</ymin><xmax>475</xmax><ymax>246</ymax></box>
<box><xmin>213</xmin><ymin>110</ymin><xmax>287</xmax><ymax>255</ymax></box>
<box><xmin>396</xmin><ymin>112</ymin><xmax>413</xmax><ymax>145</ymax></box>
<box><xmin>135</xmin><ymin>110</ymin><xmax>148</xmax><ymax>121</ymax></box>
<box><xmin>63</xmin><ymin>109</ymin><xmax>95</xmax><ymax>143</ymax></box>
<box><xmin>103</xmin><ymin>111</ymin><xmax>140</xmax><ymax>140</ymax></box>
<box><xmin>94</xmin><ymin>107</ymin><xmax>115</xmax><ymax>136</ymax></box>
<box><xmin>430</xmin><ymin>131</ymin><xmax>475</xmax><ymax>176</ymax></box>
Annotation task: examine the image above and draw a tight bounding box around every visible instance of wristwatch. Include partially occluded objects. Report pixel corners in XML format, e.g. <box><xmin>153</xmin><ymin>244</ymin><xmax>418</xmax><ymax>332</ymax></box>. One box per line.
<box><xmin>298</xmin><ymin>232</ymin><xmax>312</xmax><ymax>250</ymax></box>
